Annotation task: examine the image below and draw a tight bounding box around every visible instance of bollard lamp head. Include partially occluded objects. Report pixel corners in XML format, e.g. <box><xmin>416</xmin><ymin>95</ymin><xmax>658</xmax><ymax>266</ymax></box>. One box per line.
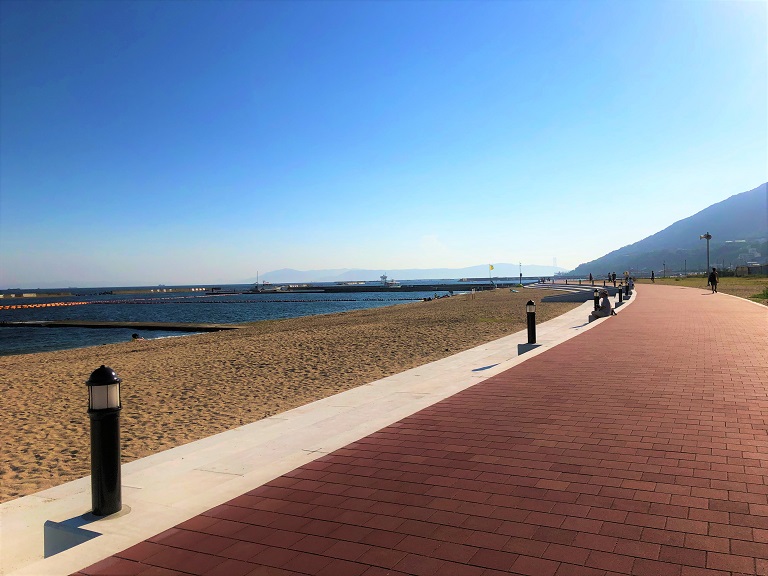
<box><xmin>526</xmin><ymin>300</ymin><xmax>536</xmax><ymax>313</ymax></box>
<box><xmin>87</xmin><ymin>365</ymin><xmax>122</xmax><ymax>411</ymax></box>
<box><xmin>594</xmin><ymin>288</ymin><xmax>599</xmax><ymax>297</ymax></box>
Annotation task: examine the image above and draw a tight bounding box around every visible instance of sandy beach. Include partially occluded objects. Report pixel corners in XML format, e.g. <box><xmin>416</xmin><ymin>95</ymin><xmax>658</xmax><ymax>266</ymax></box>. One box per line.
<box><xmin>0</xmin><ymin>288</ymin><xmax>578</xmax><ymax>503</ymax></box>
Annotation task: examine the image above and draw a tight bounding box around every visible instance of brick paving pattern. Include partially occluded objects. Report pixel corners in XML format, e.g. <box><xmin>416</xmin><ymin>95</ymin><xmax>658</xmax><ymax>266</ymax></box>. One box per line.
<box><xmin>75</xmin><ymin>285</ymin><xmax>768</xmax><ymax>576</ymax></box>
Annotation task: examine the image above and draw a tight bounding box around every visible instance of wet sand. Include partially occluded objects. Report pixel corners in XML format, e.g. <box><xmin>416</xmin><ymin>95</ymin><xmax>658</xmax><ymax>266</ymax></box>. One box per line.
<box><xmin>0</xmin><ymin>288</ymin><xmax>578</xmax><ymax>503</ymax></box>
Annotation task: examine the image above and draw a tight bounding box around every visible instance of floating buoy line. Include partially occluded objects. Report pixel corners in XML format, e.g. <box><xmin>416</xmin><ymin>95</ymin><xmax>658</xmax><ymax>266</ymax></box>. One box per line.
<box><xmin>0</xmin><ymin>296</ymin><xmax>423</xmax><ymax>311</ymax></box>
<box><xmin>0</xmin><ymin>301</ymin><xmax>90</xmax><ymax>310</ymax></box>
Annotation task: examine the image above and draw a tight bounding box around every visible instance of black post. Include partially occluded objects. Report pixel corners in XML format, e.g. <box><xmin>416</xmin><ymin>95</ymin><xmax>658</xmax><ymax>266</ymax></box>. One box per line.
<box><xmin>618</xmin><ymin>288</ymin><xmax>623</xmax><ymax>303</ymax></box>
<box><xmin>87</xmin><ymin>366</ymin><xmax>122</xmax><ymax>516</ymax></box>
<box><xmin>594</xmin><ymin>290</ymin><xmax>600</xmax><ymax>311</ymax></box>
<box><xmin>89</xmin><ymin>409</ymin><xmax>121</xmax><ymax>515</ymax></box>
<box><xmin>526</xmin><ymin>300</ymin><xmax>536</xmax><ymax>344</ymax></box>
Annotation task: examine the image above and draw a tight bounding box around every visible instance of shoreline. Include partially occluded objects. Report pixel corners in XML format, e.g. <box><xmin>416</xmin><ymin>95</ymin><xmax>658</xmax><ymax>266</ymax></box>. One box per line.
<box><xmin>0</xmin><ymin>288</ymin><xmax>578</xmax><ymax>503</ymax></box>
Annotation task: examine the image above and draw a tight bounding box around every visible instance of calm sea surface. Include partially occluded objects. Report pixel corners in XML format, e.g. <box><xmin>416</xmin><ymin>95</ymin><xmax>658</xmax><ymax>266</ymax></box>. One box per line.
<box><xmin>1</xmin><ymin>281</ymin><xmax>529</xmax><ymax>356</ymax></box>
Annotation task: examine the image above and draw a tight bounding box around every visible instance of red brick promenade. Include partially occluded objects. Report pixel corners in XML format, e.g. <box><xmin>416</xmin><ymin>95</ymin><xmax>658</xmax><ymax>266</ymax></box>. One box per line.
<box><xmin>76</xmin><ymin>285</ymin><xmax>768</xmax><ymax>576</ymax></box>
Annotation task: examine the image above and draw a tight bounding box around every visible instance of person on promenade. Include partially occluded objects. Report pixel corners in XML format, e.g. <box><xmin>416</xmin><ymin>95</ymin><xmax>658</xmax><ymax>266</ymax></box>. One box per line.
<box><xmin>589</xmin><ymin>290</ymin><xmax>615</xmax><ymax>322</ymax></box>
<box><xmin>589</xmin><ymin>273</ymin><xmax>593</xmax><ymax>284</ymax></box>
<box><xmin>651</xmin><ymin>270</ymin><xmax>655</xmax><ymax>283</ymax></box>
<box><xmin>707</xmin><ymin>267</ymin><xmax>719</xmax><ymax>293</ymax></box>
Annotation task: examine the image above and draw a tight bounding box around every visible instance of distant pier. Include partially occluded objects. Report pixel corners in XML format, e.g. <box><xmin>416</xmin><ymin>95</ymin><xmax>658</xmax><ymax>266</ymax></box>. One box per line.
<box><xmin>251</xmin><ymin>281</ymin><xmax>518</xmax><ymax>294</ymax></box>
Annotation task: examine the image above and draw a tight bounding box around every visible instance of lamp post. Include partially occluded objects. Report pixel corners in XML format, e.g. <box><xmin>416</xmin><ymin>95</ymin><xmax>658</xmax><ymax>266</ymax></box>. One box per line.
<box><xmin>526</xmin><ymin>300</ymin><xmax>536</xmax><ymax>344</ymax></box>
<box><xmin>593</xmin><ymin>288</ymin><xmax>600</xmax><ymax>311</ymax></box>
<box><xmin>700</xmin><ymin>232</ymin><xmax>712</xmax><ymax>274</ymax></box>
<box><xmin>86</xmin><ymin>365</ymin><xmax>122</xmax><ymax>516</ymax></box>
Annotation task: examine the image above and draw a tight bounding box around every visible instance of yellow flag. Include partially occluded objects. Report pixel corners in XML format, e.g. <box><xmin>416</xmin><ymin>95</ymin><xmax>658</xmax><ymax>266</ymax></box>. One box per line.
<box><xmin>489</xmin><ymin>264</ymin><xmax>494</xmax><ymax>271</ymax></box>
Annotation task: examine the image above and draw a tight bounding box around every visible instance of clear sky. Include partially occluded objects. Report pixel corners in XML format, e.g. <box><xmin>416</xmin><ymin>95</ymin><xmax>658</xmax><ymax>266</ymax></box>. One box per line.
<box><xmin>1</xmin><ymin>0</ymin><xmax>765</xmax><ymax>288</ymax></box>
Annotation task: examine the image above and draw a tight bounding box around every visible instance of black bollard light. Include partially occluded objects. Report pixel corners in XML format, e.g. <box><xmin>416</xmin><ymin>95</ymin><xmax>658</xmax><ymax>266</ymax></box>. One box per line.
<box><xmin>593</xmin><ymin>288</ymin><xmax>600</xmax><ymax>311</ymax></box>
<box><xmin>526</xmin><ymin>300</ymin><xmax>536</xmax><ymax>344</ymax></box>
<box><xmin>87</xmin><ymin>365</ymin><xmax>122</xmax><ymax>516</ymax></box>
<box><xmin>618</xmin><ymin>285</ymin><xmax>623</xmax><ymax>303</ymax></box>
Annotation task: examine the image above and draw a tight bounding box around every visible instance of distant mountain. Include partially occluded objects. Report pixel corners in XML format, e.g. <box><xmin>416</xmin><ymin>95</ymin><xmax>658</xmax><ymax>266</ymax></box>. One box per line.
<box><xmin>251</xmin><ymin>264</ymin><xmax>567</xmax><ymax>284</ymax></box>
<box><xmin>252</xmin><ymin>269</ymin><xmax>354</xmax><ymax>283</ymax></box>
<box><xmin>570</xmin><ymin>183</ymin><xmax>767</xmax><ymax>276</ymax></box>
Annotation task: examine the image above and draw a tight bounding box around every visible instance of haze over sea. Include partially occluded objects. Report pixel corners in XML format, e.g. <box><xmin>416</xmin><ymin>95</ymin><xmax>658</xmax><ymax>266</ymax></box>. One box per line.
<box><xmin>0</xmin><ymin>280</ymin><xmax>535</xmax><ymax>356</ymax></box>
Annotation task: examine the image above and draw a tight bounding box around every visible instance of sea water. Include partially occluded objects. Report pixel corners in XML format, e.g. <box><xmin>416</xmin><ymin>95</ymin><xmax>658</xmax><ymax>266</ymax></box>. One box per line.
<box><xmin>0</xmin><ymin>285</ymin><xmax>458</xmax><ymax>356</ymax></box>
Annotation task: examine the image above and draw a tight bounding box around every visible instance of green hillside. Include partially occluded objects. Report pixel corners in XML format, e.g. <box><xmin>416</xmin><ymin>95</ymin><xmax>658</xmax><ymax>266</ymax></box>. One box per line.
<box><xmin>570</xmin><ymin>183</ymin><xmax>767</xmax><ymax>276</ymax></box>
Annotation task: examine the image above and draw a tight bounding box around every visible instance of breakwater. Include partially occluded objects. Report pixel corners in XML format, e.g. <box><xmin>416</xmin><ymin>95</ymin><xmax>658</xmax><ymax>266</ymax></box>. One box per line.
<box><xmin>248</xmin><ymin>282</ymin><xmax>515</xmax><ymax>294</ymax></box>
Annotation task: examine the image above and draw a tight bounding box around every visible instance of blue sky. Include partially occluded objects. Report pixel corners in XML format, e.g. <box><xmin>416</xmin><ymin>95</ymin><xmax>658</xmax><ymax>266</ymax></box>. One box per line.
<box><xmin>1</xmin><ymin>0</ymin><xmax>765</xmax><ymax>288</ymax></box>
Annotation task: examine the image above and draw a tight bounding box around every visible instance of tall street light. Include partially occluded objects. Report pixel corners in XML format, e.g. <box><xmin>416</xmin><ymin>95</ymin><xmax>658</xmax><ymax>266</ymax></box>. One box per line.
<box><xmin>700</xmin><ymin>232</ymin><xmax>712</xmax><ymax>273</ymax></box>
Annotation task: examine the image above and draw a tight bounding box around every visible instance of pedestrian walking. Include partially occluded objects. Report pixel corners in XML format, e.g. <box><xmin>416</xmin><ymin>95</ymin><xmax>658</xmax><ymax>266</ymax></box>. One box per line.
<box><xmin>707</xmin><ymin>267</ymin><xmax>719</xmax><ymax>293</ymax></box>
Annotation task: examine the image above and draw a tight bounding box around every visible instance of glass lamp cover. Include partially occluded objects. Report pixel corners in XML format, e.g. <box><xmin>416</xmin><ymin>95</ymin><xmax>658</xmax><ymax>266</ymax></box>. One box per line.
<box><xmin>526</xmin><ymin>301</ymin><xmax>536</xmax><ymax>313</ymax></box>
<box><xmin>90</xmin><ymin>383</ymin><xmax>120</xmax><ymax>410</ymax></box>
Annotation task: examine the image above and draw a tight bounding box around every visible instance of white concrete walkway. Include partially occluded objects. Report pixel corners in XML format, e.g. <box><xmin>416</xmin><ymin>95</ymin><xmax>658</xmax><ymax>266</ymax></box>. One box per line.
<box><xmin>1</xmin><ymin>292</ymin><xmax>634</xmax><ymax>576</ymax></box>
